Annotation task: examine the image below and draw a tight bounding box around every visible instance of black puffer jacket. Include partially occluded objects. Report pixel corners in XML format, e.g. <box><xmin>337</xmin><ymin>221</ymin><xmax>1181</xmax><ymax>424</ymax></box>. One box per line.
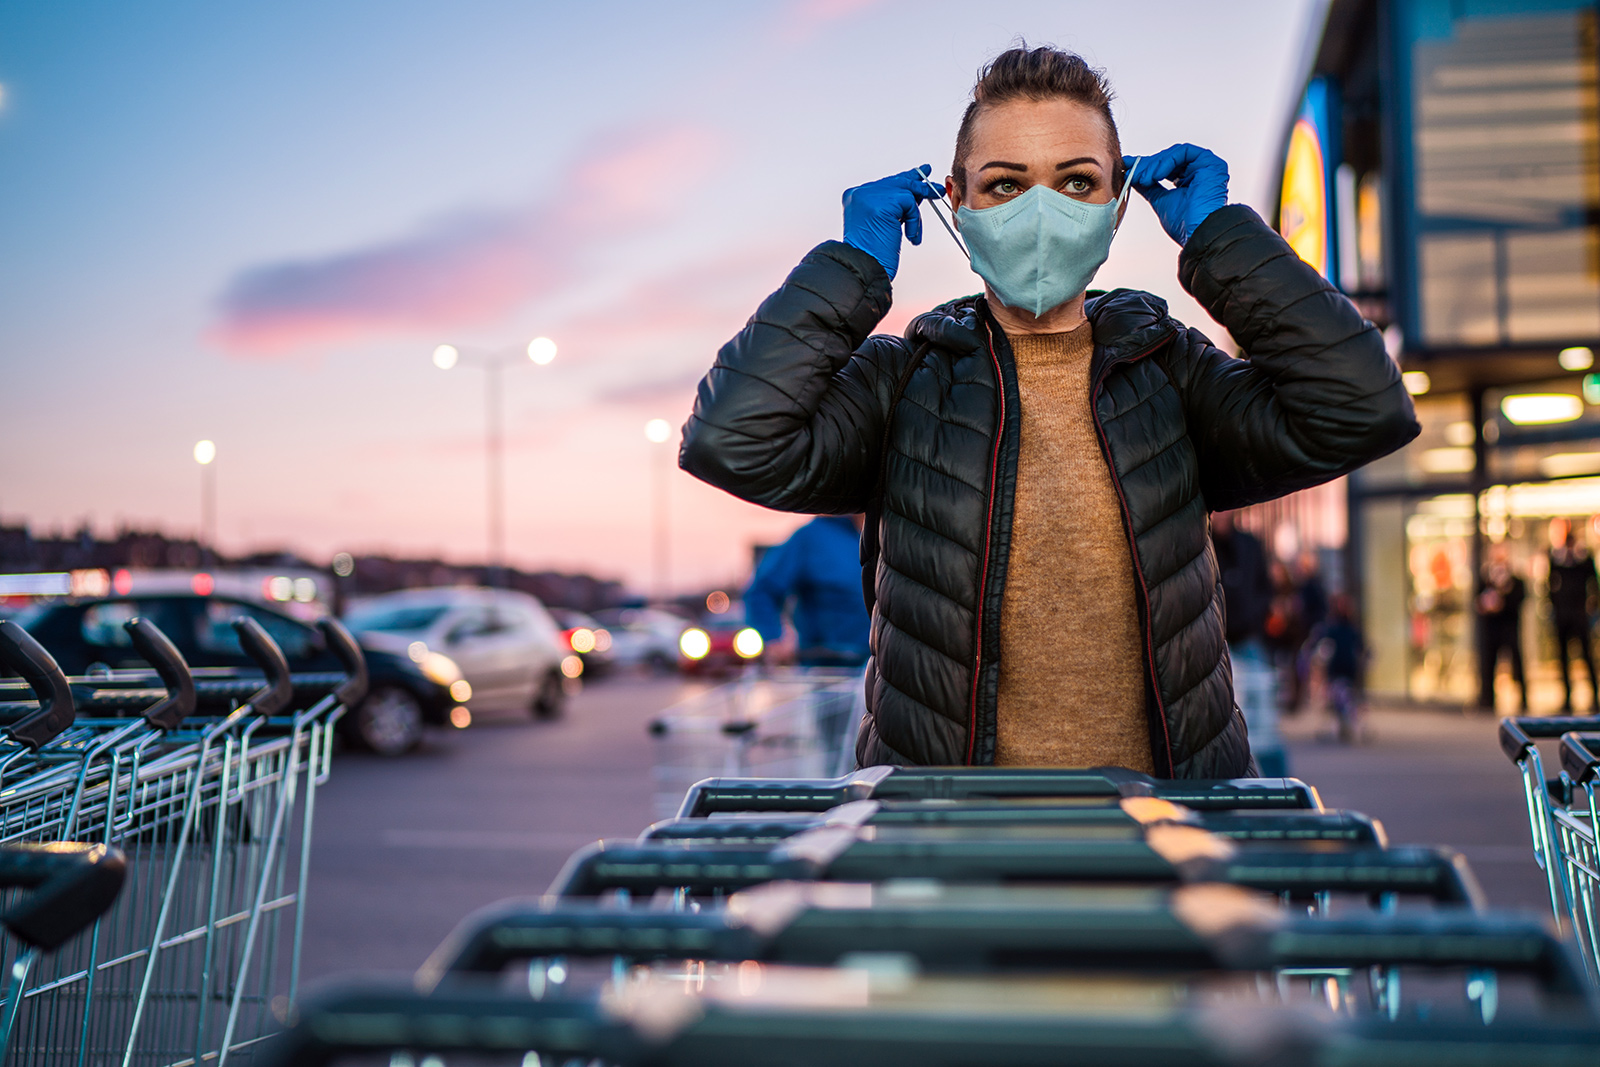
<box><xmin>681</xmin><ymin>205</ymin><xmax>1419</xmax><ymax>776</ymax></box>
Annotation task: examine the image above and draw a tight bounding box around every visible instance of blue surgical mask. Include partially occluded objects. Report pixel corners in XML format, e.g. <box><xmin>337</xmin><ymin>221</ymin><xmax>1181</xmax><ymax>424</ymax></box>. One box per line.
<box><xmin>948</xmin><ymin>159</ymin><xmax>1138</xmax><ymax>317</ymax></box>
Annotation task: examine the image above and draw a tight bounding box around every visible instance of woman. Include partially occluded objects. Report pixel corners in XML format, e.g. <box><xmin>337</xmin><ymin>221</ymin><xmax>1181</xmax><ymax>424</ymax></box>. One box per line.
<box><xmin>680</xmin><ymin>46</ymin><xmax>1418</xmax><ymax>777</ymax></box>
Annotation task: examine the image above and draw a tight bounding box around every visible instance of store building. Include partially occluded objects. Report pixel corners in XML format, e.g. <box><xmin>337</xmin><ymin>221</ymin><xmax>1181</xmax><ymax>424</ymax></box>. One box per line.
<box><xmin>1272</xmin><ymin>0</ymin><xmax>1600</xmax><ymax>709</ymax></box>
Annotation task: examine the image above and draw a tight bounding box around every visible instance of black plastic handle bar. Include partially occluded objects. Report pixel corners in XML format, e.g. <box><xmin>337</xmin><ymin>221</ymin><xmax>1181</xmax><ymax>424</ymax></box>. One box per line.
<box><xmin>676</xmin><ymin>768</ymin><xmax>1322</xmax><ymax>818</ymax></box>
<box><xmin>1499</xmin><ymin>714</ymin><xmax>1600</xmax><ymax>763</ymax></box>
<box><xmin>267</xmin><ymin>982</ymin><xmax>1600</xmax><ymax>1067</ymax></box>
<box><xmin>418</xmin><ymin>894</ymin><xmax>1587</xmax><ymax>1001</ymax></box>
<box><xmin>550</xmin><ymin>830</ymin><xmax>1482</xmax><ymax>907</ymax></box>
<box><xmin>233</xmin><ymin>617</ymin><xmax>294</xmax><ymax>717</ymax></box>
<box><xmin>1559</xmin><ymin>733</ymin><xmax>1600</xmax><ymax>786</ymax></box>
<box><xmin>0</xmin><ymin>842</ymin><xmax>127</xmax><ymax>951</ymax></box>
<box><xmin>123</xmin><ymin>618</ymin><xmax>196</xmax><ymax>730</ymax></box>
<box><xmin>0</xmin><ymin>619</ymin><xmax>76</xmax><ymax>749</ymax></box>
<box><xmin>545</xmin><ymin>839</ymin><xmax>829</xmax><ymax>899</ymax></box>
<box><xmin>317</xmin><ymin>617</ymin><xmax>368</xmax><ymax>707</ymax></box>
<box><xmin>642</xmin><ymin>806</ymin><xmax>1385</xmax><ymax>847</ymax></box>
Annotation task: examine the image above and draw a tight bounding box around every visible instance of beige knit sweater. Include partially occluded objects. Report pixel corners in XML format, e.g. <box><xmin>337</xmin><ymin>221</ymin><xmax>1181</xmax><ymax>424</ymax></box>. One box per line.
<box><xmin>994</xmin><ymin>323</ymin><xmax>1153</xmax><ymax>772</ymax></box>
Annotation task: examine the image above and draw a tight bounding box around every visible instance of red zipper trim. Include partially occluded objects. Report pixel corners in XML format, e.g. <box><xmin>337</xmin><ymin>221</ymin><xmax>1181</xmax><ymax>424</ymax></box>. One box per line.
<box><xmin>1088</xmin><ymin>336</ymin><xmax>1178</xmax><ymax>775</ymax></box>
<box><xmin>966</xmin><ymin>323</ymin><xmax>1007</xmax><ymax>765</ymax></box>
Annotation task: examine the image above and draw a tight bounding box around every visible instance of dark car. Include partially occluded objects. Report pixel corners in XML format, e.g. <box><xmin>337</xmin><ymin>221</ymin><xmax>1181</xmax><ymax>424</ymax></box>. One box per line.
<box><xmin>676</xmin><ymin>604</ymin><xmax>767</xmax><ymax>675</ymax></box>
<box><xmin>14</xmin><ymin>594</ymin><xmax>463</xmax><ymax>756</ymax></box>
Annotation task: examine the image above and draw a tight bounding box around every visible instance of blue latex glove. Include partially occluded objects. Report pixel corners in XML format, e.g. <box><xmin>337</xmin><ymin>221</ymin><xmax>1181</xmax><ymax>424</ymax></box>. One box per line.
<box><xmin>842</xmin><ymin>164</ymin><xmax>946</xmax><ymax>279</ymax></box>
<box><xmin>1125</xmin><ymin>144</ymin><xmax>1229</xmax><ymax>246</ymax></box>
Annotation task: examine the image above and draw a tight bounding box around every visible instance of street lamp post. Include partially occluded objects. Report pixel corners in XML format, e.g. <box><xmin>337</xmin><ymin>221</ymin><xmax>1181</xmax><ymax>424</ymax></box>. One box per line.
<box><xmin>644</xmin><ymin>418</ymin><xmax>672</xmax><ymax>602</ymax></box>
<box><xmin>433</xmin><ymin>337</ymin><xmax>555</xmax><ymax>587</ymax></box>
<box><xmin>193</xmin><ymin>439</ymin><xmax>217</xmax><ymax>567</ymax></box>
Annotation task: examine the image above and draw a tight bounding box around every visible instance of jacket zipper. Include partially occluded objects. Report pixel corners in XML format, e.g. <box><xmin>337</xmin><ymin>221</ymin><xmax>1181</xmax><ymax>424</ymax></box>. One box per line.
<box><xmin>1088</xmin><ymin>335</ymin><xmax>1178</xmax><ymax>775</ymax></box>
<box><xmin>966</xmin><ymin>323</ymin><xmax>1007</xmax><ymax>765</ymax></box>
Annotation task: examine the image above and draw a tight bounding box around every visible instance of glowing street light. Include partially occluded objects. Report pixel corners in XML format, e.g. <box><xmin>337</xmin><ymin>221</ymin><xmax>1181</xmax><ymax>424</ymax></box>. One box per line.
<box><xmin>644</xmin><ymin>419</ymin><xmax>675</xmax><ymax>600</ymax></box>
<box><xmin>194</xmin><ymin>440</ymin><xmax>217</xmax><ymax>565</ymax></box>
<box><xmin>527</xmin><ymin>336</ymin><xmax>557</xmax><ymax>365</ymax></box>
<box><xmin>432</xmin><ymin>339</ymin><xmax>556</xmax><ymax>585</ymax></box>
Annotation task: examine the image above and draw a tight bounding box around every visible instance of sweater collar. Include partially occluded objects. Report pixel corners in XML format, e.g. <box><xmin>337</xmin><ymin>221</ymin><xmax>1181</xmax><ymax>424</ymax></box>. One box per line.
<box><xmin>905</xmin><ymin>288</ymin><xmax>1177</xmax><ymax>362</ymax></box>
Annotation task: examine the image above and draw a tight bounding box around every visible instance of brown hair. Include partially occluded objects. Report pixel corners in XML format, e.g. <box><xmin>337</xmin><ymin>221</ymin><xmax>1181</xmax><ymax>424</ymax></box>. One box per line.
<box><xmin>952</xmin><ymin>45</ymin><xmax>1124</xmax><ymax>196</ymax></box>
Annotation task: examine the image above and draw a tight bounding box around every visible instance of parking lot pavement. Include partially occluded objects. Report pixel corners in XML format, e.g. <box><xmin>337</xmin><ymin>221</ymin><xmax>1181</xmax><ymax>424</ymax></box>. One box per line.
<box><xmin>1281</xmin><ymin>704</ymin><xmax>1549</xmax><ymax>913</ymax></box>
<box><xmin>300</xmin><ymin>680</ymin><xmax>1558</xmax><ymax>984</ymax></box>
<box><xmin>298</xmin><ymin>675</ymin><xmax>696</xmax><ymax>982</ymax></box>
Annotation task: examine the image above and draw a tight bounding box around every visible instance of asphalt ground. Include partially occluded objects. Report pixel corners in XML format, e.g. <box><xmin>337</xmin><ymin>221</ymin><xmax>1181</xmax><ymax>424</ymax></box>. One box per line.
<box><xmin>297</xmin><ymin>677</ymin><xmax>1557</xmax><ymax>983</ymax></box>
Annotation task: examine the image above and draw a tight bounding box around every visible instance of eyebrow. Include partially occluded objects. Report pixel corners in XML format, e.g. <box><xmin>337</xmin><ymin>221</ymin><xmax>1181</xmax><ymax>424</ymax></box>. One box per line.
<box><xmin>976</xmin><ymin>156</ymin><xmax>1104</xmax><ymax>173</ymax></box>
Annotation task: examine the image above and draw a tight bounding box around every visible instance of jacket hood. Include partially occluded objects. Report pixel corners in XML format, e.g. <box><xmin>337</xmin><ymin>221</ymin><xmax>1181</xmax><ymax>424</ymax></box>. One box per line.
<box><xmin>905</xmin><ymin>288</ymin><xmax>1177</xmax><ymax>359</ymax></box>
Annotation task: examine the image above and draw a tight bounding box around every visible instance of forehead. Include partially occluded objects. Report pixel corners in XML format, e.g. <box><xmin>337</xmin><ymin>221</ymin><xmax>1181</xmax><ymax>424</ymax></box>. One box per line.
<box><xmin>965</xmin><ymin>97</ymin><xmax>1116</xmax><ymax>171</ymax></box>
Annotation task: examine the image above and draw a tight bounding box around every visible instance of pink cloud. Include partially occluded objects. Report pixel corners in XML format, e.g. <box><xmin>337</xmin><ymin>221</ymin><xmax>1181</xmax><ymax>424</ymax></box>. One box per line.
<box><xmin>778</xmin><ymin>0</ymin><xmax>893</xmax><ymax>43</ymax></box>
<box><xmin>210</xmin><ymin>125</ymin><xmax>720</xmax><ymax>357</ymax></box>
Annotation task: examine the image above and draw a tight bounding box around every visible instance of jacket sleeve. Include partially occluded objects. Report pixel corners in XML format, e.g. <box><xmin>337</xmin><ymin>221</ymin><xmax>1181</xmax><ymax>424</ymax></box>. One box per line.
<box><xmin>1168</xmin><ymin>205</ymin><xmax>1421</xmax><ymax>511</ymax></box>
<box><xmin>679</xmin><ymin>241</ymin><xmax>906</xmax><ymax>515</ymax></box>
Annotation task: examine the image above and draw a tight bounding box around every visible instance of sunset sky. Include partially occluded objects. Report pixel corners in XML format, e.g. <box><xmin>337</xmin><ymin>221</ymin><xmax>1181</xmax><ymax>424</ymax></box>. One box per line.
<box><xmin>1</xmin><ymin>0</ymin><xmax>1318</xmax><ymax>593</ymax></box>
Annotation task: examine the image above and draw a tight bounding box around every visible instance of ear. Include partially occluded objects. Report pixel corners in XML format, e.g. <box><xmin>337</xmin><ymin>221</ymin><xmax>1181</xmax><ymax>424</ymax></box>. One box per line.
<box><xmin>945</xmin><ymin>176</ymin><xmax>962</xmax><ymax>219</ymax></box>
<box><xmin>1116</xmin><ymin>197</ymin><xmax>1129</xmax><ymax>227</ymax></box>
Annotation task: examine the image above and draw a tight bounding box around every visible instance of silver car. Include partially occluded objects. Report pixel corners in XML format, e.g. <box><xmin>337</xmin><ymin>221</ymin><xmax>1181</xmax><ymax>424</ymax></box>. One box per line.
<box><xmin>344</xmin><ymin>587</ymin><xmax>574</xmax><ymax>722</ymax></box>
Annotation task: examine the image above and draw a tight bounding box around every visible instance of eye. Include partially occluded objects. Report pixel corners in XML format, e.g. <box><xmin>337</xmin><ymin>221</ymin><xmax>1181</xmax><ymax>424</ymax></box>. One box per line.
<box><xmin>993</xmin><ymin>179</ymin><xmax>1021</xmax><ymax>197</ymax></box>
<box><xmin>1063</xmin><ymin>175</ymin><xmax>1093</xmax><ymax>196</ymax></box>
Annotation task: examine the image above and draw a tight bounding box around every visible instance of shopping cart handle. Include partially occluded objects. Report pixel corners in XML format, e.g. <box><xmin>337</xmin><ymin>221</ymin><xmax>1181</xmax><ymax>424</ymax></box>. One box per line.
<box><xmin>1558</xmin><ymin>733</ymin><xmax>1600</xmax><ymax>786</ymax></box>
<box><xmin>676</xmin><ymin>767</ymin><xmax>896</xmax><ymax>818</ymax></box>
<box><xmin>318</xmin><ymin>618</ymin><xmax>368</xmax><ymax>707</ymax></box>
<box><xmin>0</xmin><ymin>619</ymin><xmax>75</xmax><ymax>750</ymax></box>
<box><xmin>545</xmin><ymin>839</ymin><xmax>834</xmax><ymax>899</ymax></box>
<box><xmin>1499</xmin><ymin>715</ymin><xmax>1600</xmax><ymax>762</ymax></box>
<box><xmin>124</xmin><ymin>617</ymin><xmax>195</xmax><ymax>730</ymax></box>
<box><xmin>1248</xmin><ymin>912</ymin><xmax>1596</xmax><ymax>1003</ymax></box>
<box><xmin>234</xmin><ymin>618</ymin><xmax>294</xmax><ymax>717</ymax></box>
<box><xmin>0</xmin><ymin>842</ymin><xmax>127</xmax><ymax>951</ymax></box>
<box><xmin>1213</xmin><ymin>845</ymin><xmax>1485</xmax><ymax>908</ymax></box>
<box><xmin>416</xmin><ymin>899</ymin><xmax>753</xmax><ymax>990</ymax></box>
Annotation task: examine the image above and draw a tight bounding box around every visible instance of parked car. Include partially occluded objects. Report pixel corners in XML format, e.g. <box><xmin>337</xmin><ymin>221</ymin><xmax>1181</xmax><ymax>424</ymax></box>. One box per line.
<box><xmin>343</xmin><ymin>587</ymin><xmax>573</xmax><ymax>719</ymax></box>
<box><xmin>590</xmin><ymin>606</ymin><xmax>686</xmax><ymax>673</ymax></box>
<box><xmin>547</xmin><ymin>607</ymin><xmax>617</xmax><ymax>676</ymax></box>
<box><xmin>676</xmin><ymin>604</ymin><xmax>767</xmax><ymax>675</ymax></box>
<box><xmin>13</xmin><ymin>593</ymin><xmax>462</xmax><ymax>756</ymax></box>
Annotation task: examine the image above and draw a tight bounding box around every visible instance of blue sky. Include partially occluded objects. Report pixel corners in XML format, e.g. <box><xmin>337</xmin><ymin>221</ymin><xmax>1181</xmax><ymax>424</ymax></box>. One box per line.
<box><xmin>0</xmin><ymin>0</ymin><xmax>1318</xmax><ymax>591</ymax></box>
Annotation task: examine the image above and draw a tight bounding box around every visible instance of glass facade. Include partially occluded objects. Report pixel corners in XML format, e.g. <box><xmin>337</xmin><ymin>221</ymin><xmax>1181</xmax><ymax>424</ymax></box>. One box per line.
<box><xmin>1407</xmin><ymin>4</ymin><xmax>1600</xmax><ymax>348</ymax></box>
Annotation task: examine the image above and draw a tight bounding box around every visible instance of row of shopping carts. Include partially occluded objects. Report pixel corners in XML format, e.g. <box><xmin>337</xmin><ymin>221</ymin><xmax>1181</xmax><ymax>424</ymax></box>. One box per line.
<box><xmin>268</xmin><ymin>695</ymin><xmax>1600</xmax><ymax>1065</ymax></box>
<box><xmin>1501</xmin><ymin>711</ymin><xmax>1600</xmax><ymax>989</ymax></box>
<box><xmin>0</xmin><ymin>609</ymin><xmax>367</xmax><ymax>1066</ymax></box>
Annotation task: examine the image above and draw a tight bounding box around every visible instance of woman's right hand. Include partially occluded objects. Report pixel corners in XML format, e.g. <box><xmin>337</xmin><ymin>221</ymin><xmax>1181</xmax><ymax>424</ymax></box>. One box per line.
<box><xmin>842</xmin><ymin>165</ymin><xmax>946</xmax><ymax>280</ymax></box>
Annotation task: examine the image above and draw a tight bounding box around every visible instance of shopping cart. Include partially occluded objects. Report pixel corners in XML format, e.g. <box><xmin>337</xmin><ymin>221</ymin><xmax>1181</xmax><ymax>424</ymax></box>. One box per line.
<box><xmin>0</xmin><ymin>842</ymin><xmax>127</xmax><ymax>1057</ymax></box>
<box><xmin>271</xmin><ymin>967</ymin><xmax>1600</xmax><ymax>1067</ymax></box>
<box><xmin>1500</xmin><ymin>714</ymin><xmax>1600</xmax><ymax>984</ymax></box>
<box><xmin>647</xmin><ymin>668</ymin><xmax>865</xmax><ymax>818</ymax></box>
<box><xmin>0</xmin><ymin>612</ymin><xmax>366</xmax><ymax>1066</ymax></box>
<box><xmin>672</xmin><ymin>764</ymin><xmax>1323</xmax><ymax>819</ymax></box>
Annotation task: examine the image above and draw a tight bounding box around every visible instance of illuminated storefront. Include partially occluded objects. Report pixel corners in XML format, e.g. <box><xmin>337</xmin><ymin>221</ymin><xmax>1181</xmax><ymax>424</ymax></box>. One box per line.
<box><xmin>1274</xmin><ymin>0</ymin><xmax>1600</xmax><ymax>710</ymax></box>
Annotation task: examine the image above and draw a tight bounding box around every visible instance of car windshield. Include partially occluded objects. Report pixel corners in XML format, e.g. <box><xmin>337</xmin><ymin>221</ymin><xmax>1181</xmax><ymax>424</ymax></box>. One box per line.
<box><xmin>344</xmin><ymin>604</ymin><xmax>449</xmax><ymax>634</ymax></box>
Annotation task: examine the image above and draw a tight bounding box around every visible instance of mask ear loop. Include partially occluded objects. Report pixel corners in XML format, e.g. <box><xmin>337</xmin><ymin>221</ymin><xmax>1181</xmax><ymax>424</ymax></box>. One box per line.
<box><xmin>925</xmin><ymin>189</ymin><xmax>969</xmax><ymax>261</ymax></box>
<box><xmin>1112</xmin><ymin>156</ymin><xmax>1140</xmax><ymax>235</ymax></box>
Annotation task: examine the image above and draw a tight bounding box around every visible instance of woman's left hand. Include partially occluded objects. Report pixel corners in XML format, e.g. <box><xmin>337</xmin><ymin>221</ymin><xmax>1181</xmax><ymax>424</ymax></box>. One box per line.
<box><xmin>1125</xmin><ymin>144</ymin><xmax>1229</xmax><ymax>247</ymax></box>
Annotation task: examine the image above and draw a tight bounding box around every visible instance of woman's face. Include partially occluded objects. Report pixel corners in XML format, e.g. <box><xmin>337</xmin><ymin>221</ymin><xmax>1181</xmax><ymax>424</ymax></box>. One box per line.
<box><xmin>947</xmin><ymin>97</ymin><xmax>1119</xmax><ymax>214</ymax></box>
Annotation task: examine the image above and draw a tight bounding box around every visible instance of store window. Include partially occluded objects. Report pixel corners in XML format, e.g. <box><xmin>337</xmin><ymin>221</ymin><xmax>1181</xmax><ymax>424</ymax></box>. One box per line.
<box><xmin>1408</xmin><ymin>4</ymin><xmax>1600</xmax><ymax>348</ymax></box>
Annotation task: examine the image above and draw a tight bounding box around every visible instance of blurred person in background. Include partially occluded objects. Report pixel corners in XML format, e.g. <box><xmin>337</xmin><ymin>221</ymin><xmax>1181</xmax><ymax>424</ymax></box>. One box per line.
<box><xmin>744</xmin><ymin>515</ymin><xmax>871</xmax><ymax>668</ymax></box>
<box><xmin>1291</xmin><ymin>550</ymin><xmax>1329</xmax><ymax>713</ymax></box>
<box><xmin>680</xmin><ymin>45</ymin><xmax>1419</xmax><ymax>775</ymax></box>
<box><xmin>1476</xmin><ymin>543</ymin><xmax>1527</xmax><ymax>714</ymax></box>
<box><xmin>1213</xmin><ymin>512</ymin><xmax>1286</xmax><ymax>776</ymax></box>
<box><xmin>1313</xmin><ymin>594</ymin><xmax>1368</xmax><ymax>743</ymax></box>
<box><xmin>1547</xmin><ymin>524</ymin><xmax>1600</xmax><ymax>712</ymax></box>
<box><xmin>1263</xmin><ymin>558</ymin><xmax>1305</xmax><ymax>717</ymax></box>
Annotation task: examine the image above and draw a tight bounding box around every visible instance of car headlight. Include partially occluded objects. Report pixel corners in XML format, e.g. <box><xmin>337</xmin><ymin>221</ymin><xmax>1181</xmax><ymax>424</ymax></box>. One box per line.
<box><xmin>419</xmin><ymin>651</ymin><xmax>462</xmax><ymax>687</ymax></box>
<box><xmin>733</xmin><ymin>627</ymin><xmax>764</xmax><ymax>659</ymax></box>
<box><xmin>679</xmin><ymin>628</ymin><xmax>711</xmax><ymax>660</ymax></box>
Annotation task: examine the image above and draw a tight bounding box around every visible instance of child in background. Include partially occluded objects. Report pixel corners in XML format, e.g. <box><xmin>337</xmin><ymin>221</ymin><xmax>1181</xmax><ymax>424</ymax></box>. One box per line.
<box><xmin>1315</xmin><ymin>595</ymin><xmax>1369</xmax><ymax>743</ymax></box>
